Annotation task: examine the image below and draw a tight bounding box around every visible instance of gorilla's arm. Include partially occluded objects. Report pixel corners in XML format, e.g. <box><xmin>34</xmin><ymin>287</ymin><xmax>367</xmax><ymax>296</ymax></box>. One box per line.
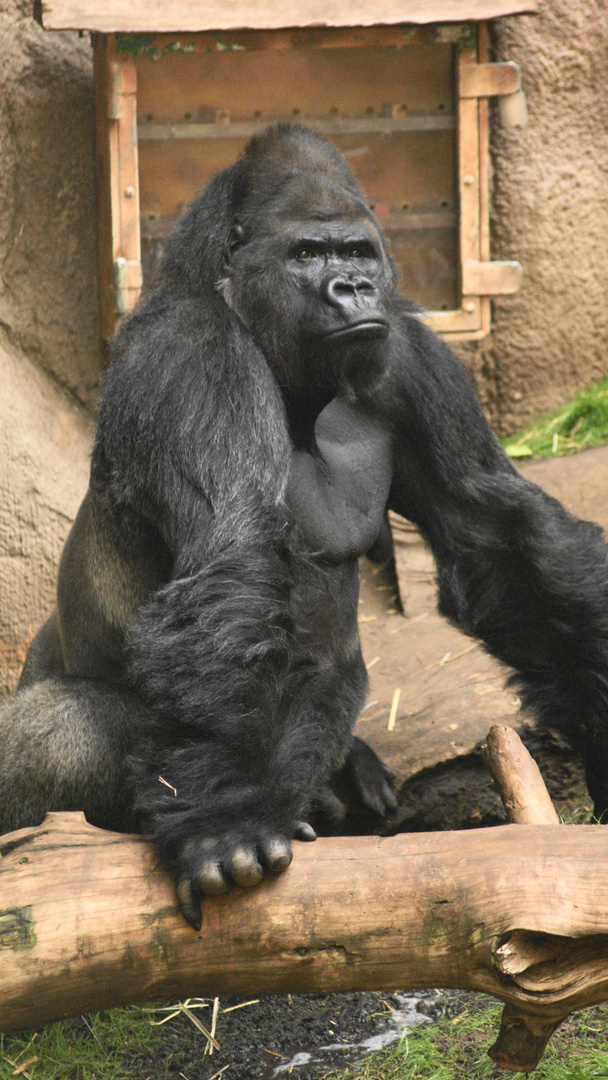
<box><xmin>96</xmin><ymin>301</ymin><xmax>320</xmax><ymax>927</ymax></box>
<box><xmin>378</xmin><ymin>311</ymin><xmax>608</xmax><ymax>816</ymax></box>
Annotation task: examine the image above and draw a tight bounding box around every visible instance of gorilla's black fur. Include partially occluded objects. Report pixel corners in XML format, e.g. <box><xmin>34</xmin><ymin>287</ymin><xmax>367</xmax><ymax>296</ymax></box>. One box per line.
<box><xmin>2</xmin><ymin>124</ymin><xmax>608</xmax><ymax>927</ymax></box>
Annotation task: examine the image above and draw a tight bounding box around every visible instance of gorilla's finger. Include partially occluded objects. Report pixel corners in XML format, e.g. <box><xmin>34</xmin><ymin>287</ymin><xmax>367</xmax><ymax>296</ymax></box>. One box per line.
<box><xmin>176</xmin><ymin>879</ymin><xmax>202</xmax><ymax>931</ymax></box>
<box><xmin>382</xmin><ymin>781</ymin><xmax>398</xmax><ymax>811</ymax></box>
<box><xmin>382</xmin><ymin>763</ymin><xmax>397</xmax><ymax>783</ymax></box>
<box><xmin>317</xmin><ymin>789</ymin><xmax>346</xmax><ymax>824</ymax></box>
<box><xmin>360</xmin><ymin>787</ymin><xmax>387</xmax><ymax>816</ymax></box>
<box><xmin>197</xmin><ymin>860</ymin><xmax>230</xmax><ymax>896</ymax></box>
<box><xmin>262</xmin><ymin>837</ymin><xmax>292</xmax><ymax>874</ymax></box>
<box><xmin>230</xmin><ymin>847</ymin><xmax>264</xmax><ymax>888</ymax></box>
<box><xmin>294</xmin><ymin>820</ymin><xmax>317</xmax><ymax>841</ymax></box>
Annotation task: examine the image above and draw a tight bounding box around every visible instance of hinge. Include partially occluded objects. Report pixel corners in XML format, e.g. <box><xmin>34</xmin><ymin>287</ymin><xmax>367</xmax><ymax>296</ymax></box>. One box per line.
<box><xmin>114</xmin><ymin>258</ymin><xmax>142</xmax><ymax>316</ymax></box>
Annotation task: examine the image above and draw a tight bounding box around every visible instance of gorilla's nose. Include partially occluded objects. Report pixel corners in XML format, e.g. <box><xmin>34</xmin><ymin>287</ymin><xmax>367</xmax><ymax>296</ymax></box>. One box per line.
<box><xmin>324</xmin><ymin>275</ymin><xmax>378</xmax><ymax>312</ymax></box>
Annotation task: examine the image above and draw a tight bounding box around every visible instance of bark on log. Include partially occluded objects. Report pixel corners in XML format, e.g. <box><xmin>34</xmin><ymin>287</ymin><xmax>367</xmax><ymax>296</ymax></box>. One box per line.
<box><xmin>1</xmin><ymin>808</ymin><xmax>608</xmax><ymax>1075</ymax></box>
<box><xmin>483</xmin><ymin>724</ymin><xmax>560</xmax><ymax>825</ymax></box>
<box><xmin>483</xmin><ymin>724</ymin><xmax>569</xmax><ymax>1069</ymax></box>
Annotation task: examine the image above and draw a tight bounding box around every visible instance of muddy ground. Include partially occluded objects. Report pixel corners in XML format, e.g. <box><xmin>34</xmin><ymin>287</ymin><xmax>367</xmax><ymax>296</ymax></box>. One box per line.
<box><xmin>356</xmin><ymin>445</ymin><xmax>608</xmax><ymax>819</ymax></box>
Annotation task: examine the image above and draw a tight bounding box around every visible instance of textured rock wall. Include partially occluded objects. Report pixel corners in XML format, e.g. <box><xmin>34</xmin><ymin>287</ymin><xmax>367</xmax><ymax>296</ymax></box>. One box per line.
<box><xmin>0</xmin><ymin>0</ymin><xmax>95</xmax><ymax>692</ymax></box>
<box><xmin>0</xmin><ymin>0</ymin><xmax>104</xmax><ymax>407</ymax></box>
<box><xmin>457</xmin><ymin>0</ymin><xmax>608</xmax><ymax>434</ymax></box>
<box><xmin>0</xmin><ymin>339</ymin><xmax>91</xmax><ymax>694</ymax></box>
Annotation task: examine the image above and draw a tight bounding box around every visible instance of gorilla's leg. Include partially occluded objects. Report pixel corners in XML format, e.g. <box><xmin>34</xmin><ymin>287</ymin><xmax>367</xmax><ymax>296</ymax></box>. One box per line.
<box><xmin>0</xmin><ymin>679</ymin><xmax>145</xmax><ymax>834</ymax></box>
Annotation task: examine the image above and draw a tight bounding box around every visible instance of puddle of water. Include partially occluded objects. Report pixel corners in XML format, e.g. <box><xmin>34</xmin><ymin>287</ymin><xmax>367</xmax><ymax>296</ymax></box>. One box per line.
<box><xmin>272</xmin><ymin>992</ymin><xmax>433</xmax><ymax>1076</ymax></box>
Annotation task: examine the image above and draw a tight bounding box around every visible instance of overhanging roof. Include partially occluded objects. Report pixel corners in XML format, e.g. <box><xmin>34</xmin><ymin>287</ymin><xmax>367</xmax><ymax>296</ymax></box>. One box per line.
<box><xmin>38</xmin><ymin>0</ymin><xmax>537</xmax><ymax>34</ymax></box>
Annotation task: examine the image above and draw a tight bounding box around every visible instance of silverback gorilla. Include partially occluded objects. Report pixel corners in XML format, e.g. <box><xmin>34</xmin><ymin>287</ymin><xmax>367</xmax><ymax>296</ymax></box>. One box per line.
<box><xmin>2</xmin><ymin>123</ymin><xmax>608</xmax><ymax>928</ymax></box>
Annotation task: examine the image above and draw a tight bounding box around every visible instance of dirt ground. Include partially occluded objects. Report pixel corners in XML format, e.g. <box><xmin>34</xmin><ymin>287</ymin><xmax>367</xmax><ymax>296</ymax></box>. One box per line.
<box><xmin>353</xmin><ymin>445</ymin><xmax>608</xmax><ymax>830</ymax></box>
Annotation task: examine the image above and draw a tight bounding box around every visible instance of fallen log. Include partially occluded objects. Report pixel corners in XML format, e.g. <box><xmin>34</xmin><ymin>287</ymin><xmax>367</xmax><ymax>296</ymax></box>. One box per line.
<box><xmin>1</xmin><ymin>789</ymin><xmax>608</xmax><ymax>1072</ymax></box>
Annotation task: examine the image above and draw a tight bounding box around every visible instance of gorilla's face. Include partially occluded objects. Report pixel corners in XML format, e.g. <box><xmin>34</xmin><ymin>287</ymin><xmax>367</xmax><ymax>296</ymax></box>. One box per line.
<box><xmin>220</xmin><ymin>176</ymin><xmax>395</xmax><ymax>403</ymax></box>
<box><xmin>282</xmin><ymin>219</ymin><xmax>390</xmax><ymax>342</ymax></box>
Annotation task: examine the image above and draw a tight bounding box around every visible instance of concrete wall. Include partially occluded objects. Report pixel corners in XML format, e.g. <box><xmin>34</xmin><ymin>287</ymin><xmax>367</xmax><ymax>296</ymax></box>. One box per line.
<box><xmin>0</xmin><ymin>0</ymin><xmax>607</xmax><ymax>690</ymax></box>
<box><xmin>0</xmin><ymin>0</ymin><xmax>97</xmax><ymax>691</ymax></box>
<box><xmin>458</xmin><ymin>0</ymin><xmax>608</xmax><ymax>433</ymax></box>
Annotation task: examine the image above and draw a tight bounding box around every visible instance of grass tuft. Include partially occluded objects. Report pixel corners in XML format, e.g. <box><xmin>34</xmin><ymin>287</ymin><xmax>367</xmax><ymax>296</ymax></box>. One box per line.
<box><xmin>322</xmin><ymin>998</ymin><xmax>608</xmax><ymax>1080</ymax></box>
<box><xmin>0</xmin><ymin>1007</ymin><xmax>159</xmax><ymax>1080</ymax></box>
<box><xmin>503</xmin><ymin>381</ymin><xmax>608</xmax><ymax>460</ymax></box>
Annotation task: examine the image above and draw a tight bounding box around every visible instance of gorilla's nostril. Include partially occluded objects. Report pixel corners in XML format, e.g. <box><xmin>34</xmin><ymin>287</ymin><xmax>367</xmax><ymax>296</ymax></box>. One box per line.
<box><xmin>326</xmin><ymin>276</ymin><xmax>375</xmax><ymax>306</ymax></box>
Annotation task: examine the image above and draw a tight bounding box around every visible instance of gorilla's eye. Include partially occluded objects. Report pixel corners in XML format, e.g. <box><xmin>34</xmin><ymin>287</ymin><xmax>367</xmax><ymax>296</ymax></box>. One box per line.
<box><xmin>295</xmin><ymin>248</ymin><xmax>315</xmax><ymax>261</ymax></box>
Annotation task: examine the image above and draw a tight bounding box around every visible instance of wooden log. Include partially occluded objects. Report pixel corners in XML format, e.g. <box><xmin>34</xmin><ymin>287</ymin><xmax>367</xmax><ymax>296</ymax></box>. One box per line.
<box><xmin>483</xmin><ymin>724</ymin><xmax>564</xmax><ymax>1069</ymax></box>
<box><xmin>1</xmin><ymin>809</ymin><xmax>608</xmax><ymax>1075</ymax></box>
<box><xmin>484</xmin><ymin>724</ymin><xmax>560</xmax><ymax>825</ymax></box>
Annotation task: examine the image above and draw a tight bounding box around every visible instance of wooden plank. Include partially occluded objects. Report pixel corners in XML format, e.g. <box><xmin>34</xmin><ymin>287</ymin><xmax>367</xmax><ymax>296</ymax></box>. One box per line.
<box><xmin>459</xmin><ymin>60</ymin><xmax>521</xmax><ymax>98</ymax></box>
<box><xmin>421</xmin><ymin>299</ymin><xmax>481</xmax><ymax>331</ymax></box>
<box><xmin>94</xmin><ymin>35</ymin><xmax>142</xmax><ymax>334</ymax></box>
<box><xmin>40</xmin><ymin>1</ymin><xmax>538</xmax><ymax>33</ymax></box>
<box><xmin>134</xmin><ymin>42</ymin><xmax>454</xmax><ymax>125</ymax></box>
<box><xmin>477</xmin><ymin>23</ymin><xmax>492</xmax><ymax>335</ymax></box>
<box><xmin>454</xmin><ymin>46</ymin><xmax>482</xmax><ymax>332</ymax></box>
<box><xmin>116</xmin><ymin>26</ymin><xmax>467</xmax><ymax>55</ymax></box>
<box><xmin>93</xmin><ymin>37</ymin><xmax>116</xmax><ymax>338</ymax></box>
<box><xmin>457</xmin><ymin>51</ymin><xmax>481</xmax><ymax>268</ymax></box>
<box><xmin>139</xmin><ymin>130</ymin><xmax>455</xmax><ymax>217</ymax></box>
<box><xmin>390</xmin><ymin>226</ymin><xmax>458</xmax><ymax>310</ymax></box>
<box><xmin>137</xmin><ymin>116</ymin><xmax>455</xmax><ymax>140</ymax></box>
<box><xmin>462</xmin><ymin>259</ymin><xmax>523</xmax><ymax>295</ymax></box>
<box><xmin>477</xmin><ymin>22</ymin><xmax>490</xmax><ymax>262</ymax></box>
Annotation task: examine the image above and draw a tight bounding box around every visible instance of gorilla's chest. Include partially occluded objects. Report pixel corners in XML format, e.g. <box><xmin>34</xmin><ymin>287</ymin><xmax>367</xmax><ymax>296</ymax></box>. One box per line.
<box><xmin>286</xmin><ymin>397</ymin><xmax>393</xmax><ymax>562</ymax></box>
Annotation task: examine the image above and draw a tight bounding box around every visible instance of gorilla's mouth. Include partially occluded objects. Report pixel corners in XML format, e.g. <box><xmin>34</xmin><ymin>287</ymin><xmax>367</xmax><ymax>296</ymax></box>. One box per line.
<box><xmin>326</xmin><ymin>318</ymin><xmax>390</xmax><ymax>342</ymax></box>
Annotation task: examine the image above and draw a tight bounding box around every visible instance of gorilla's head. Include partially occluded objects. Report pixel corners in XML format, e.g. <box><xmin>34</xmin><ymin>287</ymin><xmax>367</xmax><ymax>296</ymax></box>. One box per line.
<box><xmin>162</xmin><ymin>124</ymin><xmax>398</xmax><ymax>406</ymax></box>
<box><xmin>223</xmin><ymin>125</ymin><xmax>397</xmax><ymax>401</ymax></box>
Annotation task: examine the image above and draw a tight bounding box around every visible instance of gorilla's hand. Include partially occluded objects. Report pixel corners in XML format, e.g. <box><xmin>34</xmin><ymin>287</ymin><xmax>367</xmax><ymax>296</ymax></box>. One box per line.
<box><xmin>342</xmin><ymin>737</ymin><xmax>397</xmax><ymax>817</ymax></box>
<box><xmin>174</xmin><ymin>821</ymin><xmax>316</xmax><ymax>930</ymax></box>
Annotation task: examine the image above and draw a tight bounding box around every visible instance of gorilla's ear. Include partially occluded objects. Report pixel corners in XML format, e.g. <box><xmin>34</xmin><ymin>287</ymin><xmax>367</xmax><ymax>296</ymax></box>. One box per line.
<box><xmin>223</xmin><ymin>222</ymin><xmax>247</xmax><ymax>269</ymax></box>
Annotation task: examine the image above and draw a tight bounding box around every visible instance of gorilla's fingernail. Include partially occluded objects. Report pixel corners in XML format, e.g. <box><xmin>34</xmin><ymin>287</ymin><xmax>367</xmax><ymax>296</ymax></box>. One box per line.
<box><xmin>383</xmin><ymin>786</ymin><xmax>398</xmax><ymax>810</ymax></box>
<box><xmin>197</xmin><ymin>861</ymin><xmax>230</xmax><ymax>896</ymax></box>
<box><xmin>294</xmin><ymin>821</ymin><xmax>317</xmax><ymax>841</ymax></box>
<box><xmin>230</xmin><ymin>848</ymin><xmax>264</xmax><ymax>888</ymax></box>
<box><xmin>265</xmin><ymin>839</ymin><xmax>292</xmax><ymax>873</ymax></box>
<box><xmin>176</xmin><ymin>879</ymin><xmax>202</xmax><ymax>931</ymax></box>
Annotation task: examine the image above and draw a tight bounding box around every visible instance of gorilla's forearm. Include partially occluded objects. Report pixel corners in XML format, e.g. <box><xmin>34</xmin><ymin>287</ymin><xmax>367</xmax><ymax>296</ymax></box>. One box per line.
<box><xmin>383</xmin><ymin>320</ymin><xmax>608</xmax><ymax>818</ymax></box>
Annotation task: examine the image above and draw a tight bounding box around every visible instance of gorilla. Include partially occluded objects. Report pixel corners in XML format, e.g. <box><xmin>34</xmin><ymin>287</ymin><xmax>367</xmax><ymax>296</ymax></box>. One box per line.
<box><xmin>2</xmin><ymin>123</ymin><xmax>608</xmax><ymax>928</ymax></box>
